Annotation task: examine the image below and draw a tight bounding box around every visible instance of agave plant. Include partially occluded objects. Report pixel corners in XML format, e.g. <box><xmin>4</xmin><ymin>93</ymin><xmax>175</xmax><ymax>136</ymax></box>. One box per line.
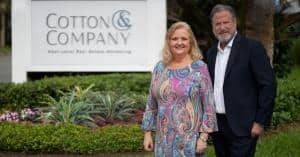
<box><xmin>92</xmin><ymin>93</ymin><xmax>136</xmax><ymax>121</ymax></box>
<box><xmin>39</xmin><ymin>84</ymin><xmax>98</xmax><ymax>128</ymax></box>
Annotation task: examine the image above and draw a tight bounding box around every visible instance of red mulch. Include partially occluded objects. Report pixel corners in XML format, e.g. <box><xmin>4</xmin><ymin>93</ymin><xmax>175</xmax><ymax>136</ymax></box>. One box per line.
<box><xmin>95</xmin><ymin>109</ymin><xmax>144</xmax><ymax>127</ymax></box>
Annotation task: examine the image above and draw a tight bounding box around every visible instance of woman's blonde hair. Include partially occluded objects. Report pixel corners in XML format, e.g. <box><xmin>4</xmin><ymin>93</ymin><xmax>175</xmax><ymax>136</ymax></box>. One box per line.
<box><xmin>162</xmin><ymin>21</ymin><xmax>203</xmax><ymax>64</ymax></box>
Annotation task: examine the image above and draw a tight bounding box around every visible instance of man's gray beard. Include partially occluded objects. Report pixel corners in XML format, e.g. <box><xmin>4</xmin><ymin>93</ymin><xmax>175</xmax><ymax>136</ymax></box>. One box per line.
<box><xmin>218</xmin><ymin>35</ymin><xmax>232</xmax><ymax>43</ymax></box>
<box><xmin>215</xmin><ymin>33</ymin><xmax>234</xmax><ymax>45</ymax></box>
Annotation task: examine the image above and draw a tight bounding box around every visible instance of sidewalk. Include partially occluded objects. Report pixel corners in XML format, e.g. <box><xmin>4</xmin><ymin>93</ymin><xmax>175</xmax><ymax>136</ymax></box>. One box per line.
<box><xmin>0</xmin><ymin>54</ymin><xmax>11</xmax><ymax>83</ymax></box>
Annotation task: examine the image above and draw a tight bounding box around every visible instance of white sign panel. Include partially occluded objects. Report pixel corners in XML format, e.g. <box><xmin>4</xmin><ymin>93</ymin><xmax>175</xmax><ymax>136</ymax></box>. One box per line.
<box><xmin>12</xmin><ymin>0</ymin><xmax>166</xmax><ymax>82</ymax></box>
<box><xmin>32</xmin><ymin>1</ymin><xmax>146</xmax><ymax>65</ymax></box>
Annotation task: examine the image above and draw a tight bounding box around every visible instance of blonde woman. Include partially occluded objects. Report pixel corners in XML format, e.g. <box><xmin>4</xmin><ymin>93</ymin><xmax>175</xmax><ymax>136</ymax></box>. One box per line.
<box><xmin>142</xmin><ymin>22</ymin><xmax>217</xmax><ymax>157</ymax></box>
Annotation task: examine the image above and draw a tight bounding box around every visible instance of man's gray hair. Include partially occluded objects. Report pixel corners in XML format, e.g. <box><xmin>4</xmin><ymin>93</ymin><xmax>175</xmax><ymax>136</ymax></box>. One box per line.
<box><xmin>210</xmin><ymin>4</ymin><xmax>237</xmax><ymax>22</ymax></box>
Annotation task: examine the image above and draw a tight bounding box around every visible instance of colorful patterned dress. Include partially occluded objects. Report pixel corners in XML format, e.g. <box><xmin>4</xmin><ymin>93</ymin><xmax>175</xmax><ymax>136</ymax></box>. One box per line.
<box><xmin>142</xmin><ymin>60</ymin><xmax>217</xmax><ymax>157</ymax></box>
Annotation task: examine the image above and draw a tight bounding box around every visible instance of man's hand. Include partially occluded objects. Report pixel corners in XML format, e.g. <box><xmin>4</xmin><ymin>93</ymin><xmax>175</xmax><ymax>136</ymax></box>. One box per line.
<box><xmin>143</xmin><ymin>132</ymin><xmax>154</xmax><ymax>151</ymax></box>
<box><xmin>251</xmin><ymin>122</ymin><xmax>264</xmax><ymax>138</ymax></box>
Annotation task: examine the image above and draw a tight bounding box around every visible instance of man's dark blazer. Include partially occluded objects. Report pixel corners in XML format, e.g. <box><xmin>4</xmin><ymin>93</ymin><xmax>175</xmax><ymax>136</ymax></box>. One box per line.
<box><xmin>206</xmin><ymin>33</ymin><xmax>276</xmax><ymax>137</ymax></box>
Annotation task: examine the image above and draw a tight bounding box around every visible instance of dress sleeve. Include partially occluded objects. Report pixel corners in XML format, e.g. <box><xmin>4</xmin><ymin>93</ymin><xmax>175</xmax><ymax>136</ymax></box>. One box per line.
<box><xmin>141</xmin><ymin>63</ymin><xmax>159</xmax><ymax>132</ymax></box>
<box><xmin>199</xmin><ymin>63</ymin><xmax>218</xmax><ymax>133</ymax></box>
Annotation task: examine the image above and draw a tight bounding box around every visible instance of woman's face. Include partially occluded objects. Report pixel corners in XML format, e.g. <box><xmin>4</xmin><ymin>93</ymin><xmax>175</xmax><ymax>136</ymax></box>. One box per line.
<box><xmin>169</xmin><ymin>28</ymin><xmax>191</xmax><ymax>57</ymax></box>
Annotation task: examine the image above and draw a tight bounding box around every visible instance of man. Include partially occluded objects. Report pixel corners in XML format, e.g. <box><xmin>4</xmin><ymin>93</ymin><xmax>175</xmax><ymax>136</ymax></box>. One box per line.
<box><xmin>206</xmin><ymin>4</ymin><xmax>276</xmax><ymax>157</ymax></box>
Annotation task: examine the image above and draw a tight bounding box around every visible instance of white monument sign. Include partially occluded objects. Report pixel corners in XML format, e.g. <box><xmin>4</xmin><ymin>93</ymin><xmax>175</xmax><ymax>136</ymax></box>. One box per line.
<box><xmin>12</xmin><ymin>0</ymin><xmax>166</xmax><ymax>82</ymax></box>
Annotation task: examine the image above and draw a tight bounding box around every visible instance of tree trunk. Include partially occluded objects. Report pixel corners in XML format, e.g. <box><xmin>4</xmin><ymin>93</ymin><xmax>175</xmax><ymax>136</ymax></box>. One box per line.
<box><xmin>245</xmin><ymin>0</ymin><xmax>275</xmax><ymax>64</ymax></box>
<box><xmin>0</xmin><ymin>0</ymin><xmax>6</xmax><ymax>47</ymax></box>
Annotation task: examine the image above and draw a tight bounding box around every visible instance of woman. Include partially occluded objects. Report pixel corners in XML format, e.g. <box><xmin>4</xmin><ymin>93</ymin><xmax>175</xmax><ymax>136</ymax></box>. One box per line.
<box><xmin>142</xmin><ymin>21</ymin><xmax>217</xmax><ymax>157</ymax></box>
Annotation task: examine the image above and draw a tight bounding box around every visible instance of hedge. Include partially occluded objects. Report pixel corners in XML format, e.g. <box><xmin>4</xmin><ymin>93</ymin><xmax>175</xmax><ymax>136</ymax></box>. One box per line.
<box><xmin>1</xmin><ymin>73</ymin><xmax>300</xmax><ymax>128</ymax></box>
<box><xmin>0</xmin><ymin>123</ymin><xmax>144</xmax><ymax>154</ymax></box>
<box><xmin>0</xmin><ymin>73</ymin><xmax>151</xmax><ymax>111</ymax></box>
<box><xmin>0</xmin><ymin>76</ymin><xmax>299</xmax><ymax>154</ymax></box>
<box><xmin>272</xmin><ymin>79</ymin><xmax>300</xmax><ymax>127</ymax></box>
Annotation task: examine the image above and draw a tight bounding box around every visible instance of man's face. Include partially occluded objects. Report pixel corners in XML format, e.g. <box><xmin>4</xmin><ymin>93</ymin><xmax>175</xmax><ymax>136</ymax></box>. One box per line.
<box><xmin>212</xmin><ymin>10</ymin><xmax>237</xmax><ymax>45</ymax></box>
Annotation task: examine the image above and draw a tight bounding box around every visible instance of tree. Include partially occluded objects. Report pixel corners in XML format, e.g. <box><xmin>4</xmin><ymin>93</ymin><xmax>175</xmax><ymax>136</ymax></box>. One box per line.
<box><xmin>273</xmin><ymin>0</ymin><xmax>300</xmax><ymax>77</ymax></box>
<box><xmin>274</xmin><ymin>0</ymin><xmax>300</xmax><ymax>42</ymax></box>
<box><xmin>0</xmin><ymin>0</ymin><xmax>6</xmax><ymax>47</ymax></box>
<box><xmin>245</xmin><ymin>0</ymin><xmax>275</xmax><ymax>63</ymax></box>
<box><xmin>167</xmin><ymin>0</ymin><xmax>245</xmax><ymax>52</ymax></box>
<box><xmin>168</xmin><ymin>0</ymin><xmax>300</xmax><ymax>66</ymax></box>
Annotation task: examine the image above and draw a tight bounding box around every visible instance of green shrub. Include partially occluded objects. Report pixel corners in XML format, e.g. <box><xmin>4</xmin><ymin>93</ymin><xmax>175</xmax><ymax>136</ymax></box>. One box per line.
<box><xmin>273</xmin><ymin>40</ymin><xmax>294</xmax><ymax>78</ymax></box>
<box><xmin>37</xmin><ymin>85</ymin><xmax>141</xmax><ymax>127</ymax></box>
<box><xmin>92</xmin><ymin>92</ymin><xmax>135</xmax><ymax>121</ymax></box>
<box><xmin>0</xmin><ymin>123</ymin><xmax>144</xmax><ymax>153</ymax></box>
<box><xmin>290</xmin><ymin>39</ymin><xmax>300</xmax><ymax>65</ymax></box>
<box><xmin>271</xmin><ymin>79</ymin><xmax>300</xmax><ymax>127</ymax></box>
<box><xmin>2</xmin><ymin>71</ymin><xmax>299</xmax><ymax>129</ymax></box>
<box><xmin>0</xmin><ymin>73</ymin><xmax>151</xmax><ymax>111</ymax></box>
<box><xmin>130</xmin><ymin>93</ymin><xmax>148</xmax><ymax>110</ymax></box>
<box><xmin>38</xmin><ymin>85</ymin><xmax>98</xmax><ymax>128</ymax></box>
<box><xmin>286</xmin><ymin>66</ymin><xmax>300</xmax><ymax>89</ymax></box>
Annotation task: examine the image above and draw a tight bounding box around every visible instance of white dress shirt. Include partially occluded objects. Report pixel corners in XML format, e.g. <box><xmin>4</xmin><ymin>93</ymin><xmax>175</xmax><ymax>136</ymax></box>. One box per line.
<box><xmin>214</xmin><ymin>33</ymin><xmax>237</xmax><ymax>114</ymax></box>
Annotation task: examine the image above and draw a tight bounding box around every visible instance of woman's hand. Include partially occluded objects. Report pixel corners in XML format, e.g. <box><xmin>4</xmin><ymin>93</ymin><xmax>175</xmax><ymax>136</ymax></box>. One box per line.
<box><xmin>196</xmin><ymin>139</ymin><xmax>207</xmax><ymax>154</ymax></box>
<box><xmin>196</xmin><ymin>133</ymin><xmax>208</xmax><ymax>154</ymax></box>
<box><xmin>143</xmin><ymin>131</ymin><xmax>154</xmax><ymax>151</ymax></box>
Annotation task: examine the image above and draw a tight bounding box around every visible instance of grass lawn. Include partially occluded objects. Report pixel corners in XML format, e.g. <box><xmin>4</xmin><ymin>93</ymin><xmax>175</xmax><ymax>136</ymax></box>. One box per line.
<box><xmin>142</xmin><ymin>124</ymin><xmax>300</xmax><ymax>157</ymax></box>
<box><xmin>255</xmin><ymin>124</ymin><xmax>300</xmax><ymax>157</ymax></box>
<box><xmin>204</xmin><ymin>123</ymin><xmax>300</xmax><ymax>157</ymax></box>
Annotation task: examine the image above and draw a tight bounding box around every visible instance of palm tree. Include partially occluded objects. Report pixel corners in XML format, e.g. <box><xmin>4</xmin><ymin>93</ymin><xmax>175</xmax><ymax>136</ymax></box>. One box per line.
<box><xmin>245</xmin><ymin>0</ymin><xmax>275</xmax><ymax>63</ymax></box>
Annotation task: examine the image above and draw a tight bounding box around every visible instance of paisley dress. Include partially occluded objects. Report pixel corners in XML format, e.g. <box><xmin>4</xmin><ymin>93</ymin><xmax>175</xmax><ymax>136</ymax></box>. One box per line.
<box><xmin>142</xmin><ymin>60</ymin><xmax>217</xmax><ymax>157</ymax></box>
